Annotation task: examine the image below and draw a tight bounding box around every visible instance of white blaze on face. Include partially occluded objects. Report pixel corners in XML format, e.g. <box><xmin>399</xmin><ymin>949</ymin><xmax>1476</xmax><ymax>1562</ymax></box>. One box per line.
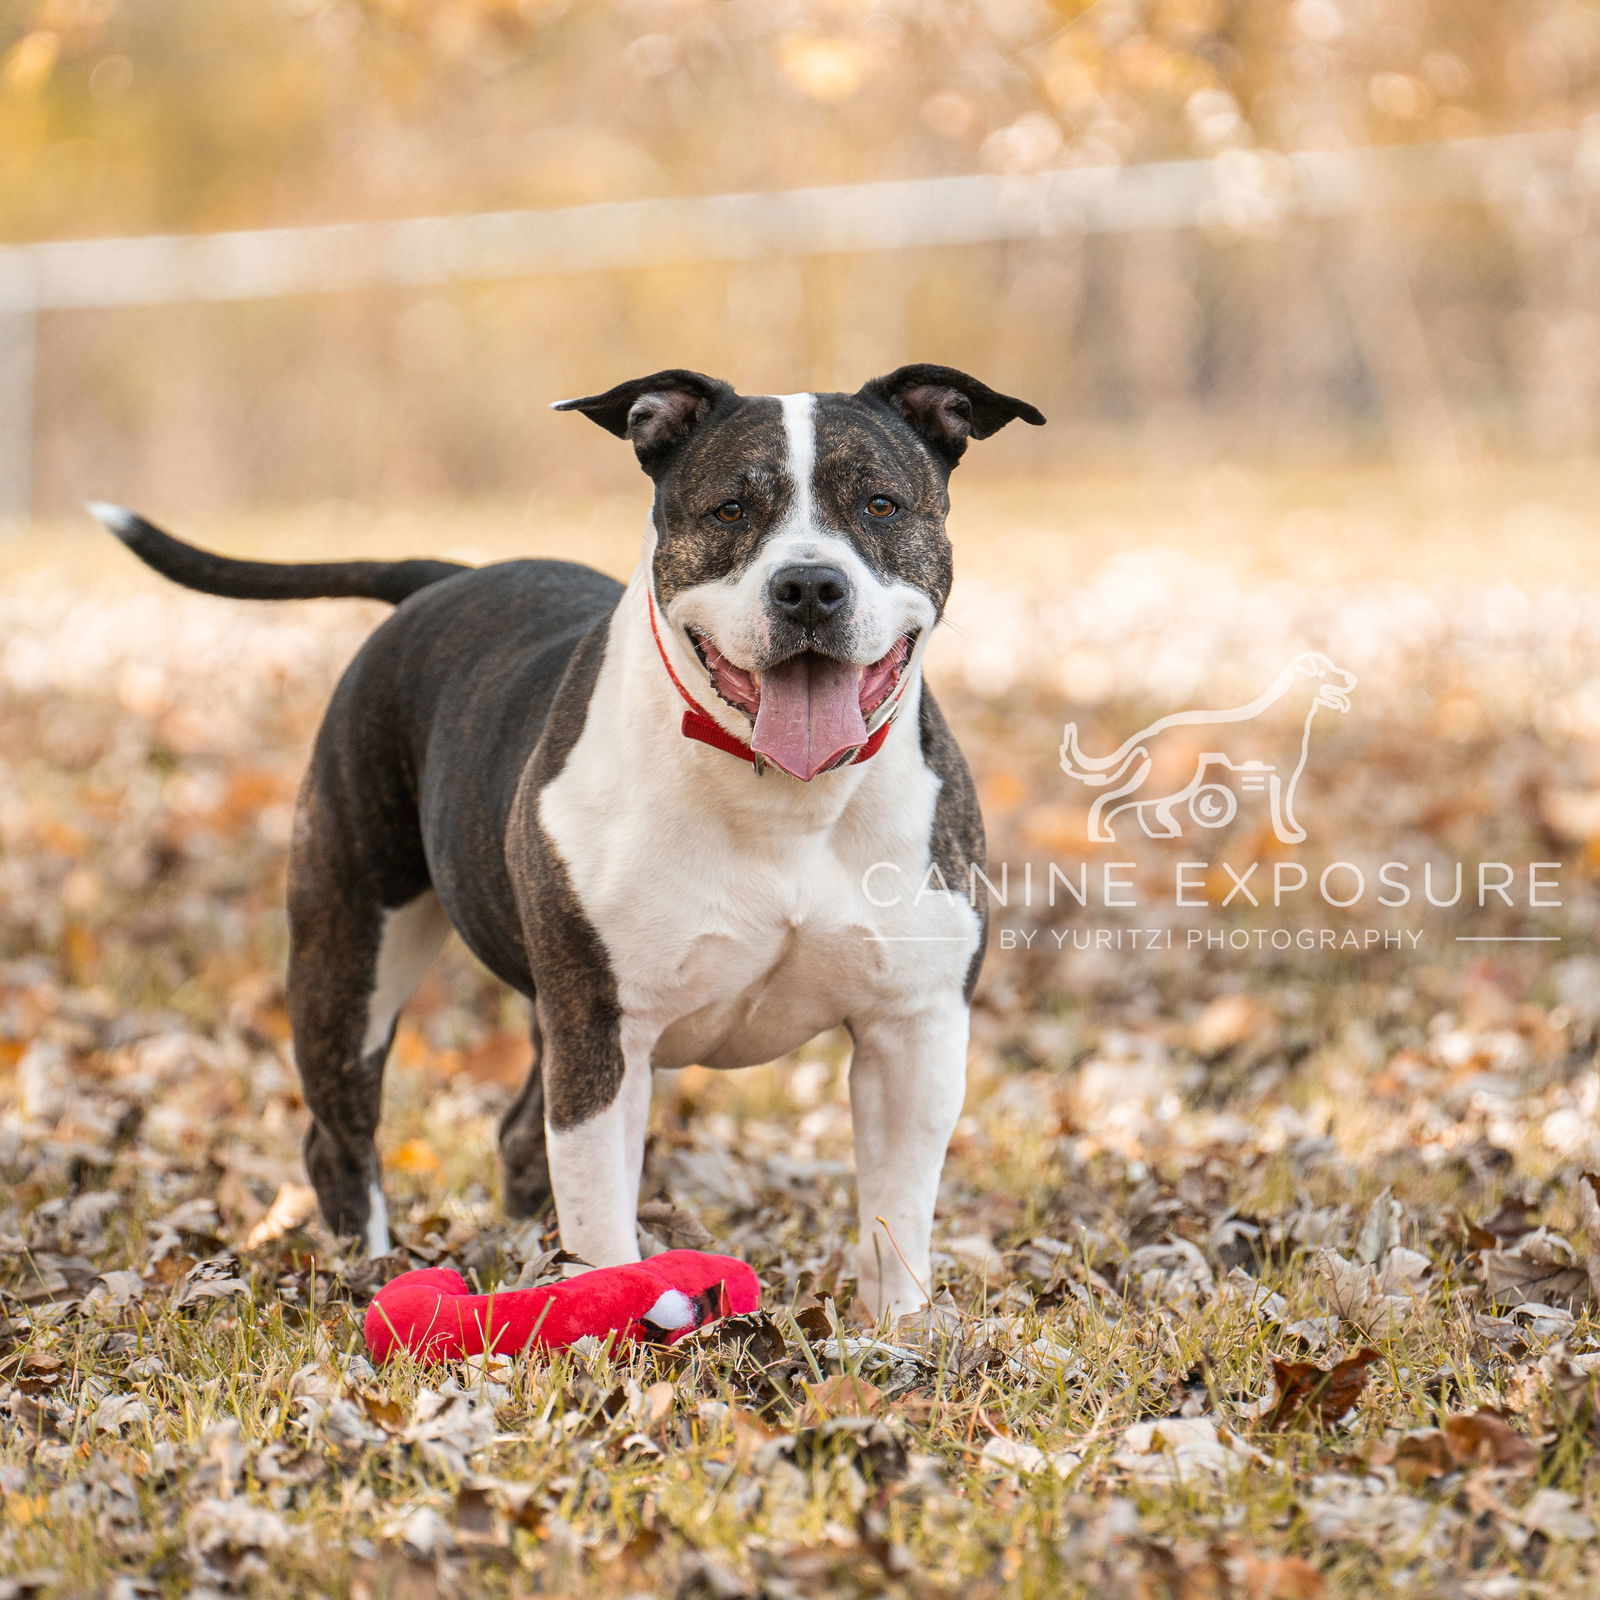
<box><xmin>666</xmin><ymin>393</ymin><xmax>937</xmax><ymax>672</ymax></box>
<box><xmin>776</xmin><ymin>392</ymin><xmax>817</xmax><ymax>533</ymax></box>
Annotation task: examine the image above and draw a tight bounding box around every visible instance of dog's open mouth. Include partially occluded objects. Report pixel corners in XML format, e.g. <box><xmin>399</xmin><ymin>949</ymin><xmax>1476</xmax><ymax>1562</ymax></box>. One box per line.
<box><xmin>688</xmin><ymin>631</ymin><xmax>915</xmax><ymax>781</ymax></box>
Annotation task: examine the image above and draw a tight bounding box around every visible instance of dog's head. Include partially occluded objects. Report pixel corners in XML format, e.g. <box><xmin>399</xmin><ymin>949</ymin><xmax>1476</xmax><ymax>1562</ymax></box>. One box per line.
<box><xmin>555</xmin><ymin>365</ymin><xmax>1044</xmax><ymax>779</ymax></box>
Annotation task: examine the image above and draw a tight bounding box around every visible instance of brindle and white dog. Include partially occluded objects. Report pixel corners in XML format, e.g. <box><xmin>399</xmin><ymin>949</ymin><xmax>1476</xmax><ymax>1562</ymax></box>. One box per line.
<box><xmin>94</xmin><ymin>364</ymin><xmax>1045</xmax><ymax>1318</ymax></box>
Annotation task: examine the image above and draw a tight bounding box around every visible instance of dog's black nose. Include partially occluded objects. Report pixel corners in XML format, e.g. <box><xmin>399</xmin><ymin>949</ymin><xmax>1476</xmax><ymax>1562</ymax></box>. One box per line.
<box><xmin>768</xmin><ymin>564</ymin><xmax>850</xmax><ymax>628</ymax></box>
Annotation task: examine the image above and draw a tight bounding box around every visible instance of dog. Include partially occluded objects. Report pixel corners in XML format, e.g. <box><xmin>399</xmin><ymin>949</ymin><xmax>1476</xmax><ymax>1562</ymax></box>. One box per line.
<box><xmin>93</xmin><ymin>364</ymin><xmax>1044</xmax><ymax>1319</ymax></box>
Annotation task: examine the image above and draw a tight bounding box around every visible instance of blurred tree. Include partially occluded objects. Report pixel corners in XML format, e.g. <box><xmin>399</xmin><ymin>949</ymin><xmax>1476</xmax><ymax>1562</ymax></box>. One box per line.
<box><xmin>3</xmin><ymin>0</ymin><xmax>1598</xmax><ymax>241</ymax></box>
<box><xmin>6</xmin><ymin>0</ymin><xmax>1600</xmax><ymax>509</ymax></box>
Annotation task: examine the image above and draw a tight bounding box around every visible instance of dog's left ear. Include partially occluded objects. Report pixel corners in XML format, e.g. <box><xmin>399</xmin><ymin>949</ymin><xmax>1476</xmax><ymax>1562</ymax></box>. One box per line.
<box><xmin>857</xmin><ymin>364</ymin><xmax>1045</xmax><ymax>467</ymax></box>
<box><xmin>552</xmin><ymin>370</ymin><xmax>738</xmax><ymax>477</ymax></box>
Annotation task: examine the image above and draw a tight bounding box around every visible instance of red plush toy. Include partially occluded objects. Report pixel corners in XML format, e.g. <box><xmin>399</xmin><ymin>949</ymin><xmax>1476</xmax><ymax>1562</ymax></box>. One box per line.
<box><xmin>364</xmin><ymin>1250</ymin><xmax>761</xmax><ymax>1364</ymax></box>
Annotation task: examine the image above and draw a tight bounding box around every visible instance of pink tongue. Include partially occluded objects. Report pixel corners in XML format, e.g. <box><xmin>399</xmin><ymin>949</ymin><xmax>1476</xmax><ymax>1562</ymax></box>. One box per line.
<box><xmin>751</xmin><ymin>654</ymin><xmax>867</xmax><ymax>781</ymax></box>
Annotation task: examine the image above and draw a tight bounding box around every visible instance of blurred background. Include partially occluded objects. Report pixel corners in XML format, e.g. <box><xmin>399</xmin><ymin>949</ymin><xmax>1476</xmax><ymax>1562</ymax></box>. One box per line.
<box><xmin>8</xmin><ymin>12</ymin><xmax>1600</xmax><ymax>1585</ymax></box>
<box><xmin>3</xmin><ymin>0</ymin><xmax>1600</xmax><ymax>516</ymax></box>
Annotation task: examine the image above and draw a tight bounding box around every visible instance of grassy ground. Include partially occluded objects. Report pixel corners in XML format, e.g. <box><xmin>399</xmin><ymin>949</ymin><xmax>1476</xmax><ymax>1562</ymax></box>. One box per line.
<box><xmin>3</xmin><ymin>465</ymin><xmax>1600</xmax><ymax>1596</ymax></box>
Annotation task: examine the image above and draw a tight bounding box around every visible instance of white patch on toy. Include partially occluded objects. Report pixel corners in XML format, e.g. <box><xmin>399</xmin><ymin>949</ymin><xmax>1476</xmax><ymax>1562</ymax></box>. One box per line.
<box><xmin>641</xmin><ymin>1288</ymin><xmax>696</xmax><ymax>1331</ymax></box>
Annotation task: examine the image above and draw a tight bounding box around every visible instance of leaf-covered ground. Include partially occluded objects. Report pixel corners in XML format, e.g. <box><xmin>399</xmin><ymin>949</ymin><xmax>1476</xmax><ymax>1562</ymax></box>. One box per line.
<box><xmin>4</xmin><ymin>480</ymin><xmax>1600</xmax><ymax>1597</ymax></box>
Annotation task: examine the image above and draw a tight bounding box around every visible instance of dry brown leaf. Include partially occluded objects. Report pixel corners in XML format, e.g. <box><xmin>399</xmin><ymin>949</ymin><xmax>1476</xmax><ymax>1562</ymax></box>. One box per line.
<box><xmin>16</xmin><ymin>1353</ymin><xmax>65</xmax><ymax>1396</ymax></box>
<box><xmin>1443</xmin><ymin>1409</ymin><xmax>1538</xmax><ymax>1473</ymax></box>
<box><xmin>800</xmin><ymin>1374</ymin><xmax>884</xmax><ymax>1424</ymax></box>
<box><xmin>1231</xmin><ymin>1551</ymin><xmax>1325</xmax><ymax>1600</ymax></box>
<box><xmin>640</xmin><ymin>1380</ymin><xmax>676</xmax><ymax>1428</ymax></box>
<box><xmin>1265</xmin><ymin>1349</ymin><xmax>1380</xmax><ymax>1431</ymax></box>
<box><xmin>1191</xmin><ymin>993</ymin><xmax>1272</xmax><ymax>1058</ymax></box>
<box><xmin>1473</xmin><ymin>1195</ymin><xmax>1538</xmax><ymax>1244</ymax></box>
<box><xmin>385</xmin><ymin>1138</ymin><xmax>441</xmax><ymax>1177</ymax></box>
<box><xmin>636</xmin><ymin>1198</ymin><xmax>712</xmax><ymax>1251</ymax></box>
<box><xmin>696</xmin><ymin>1401</ymin><xmax>777</xmax><ymax>1465</ymax></box>
<box><xmin>242</xmin><ymin>1181</ymin><xmax>317</xmax><ymax>1250</ymax></box>
<box><xmin>355</xmin><ymin>1390</ymin><xmax>406</xmax><ymax>1433</ymax></box>
<box><xmin>1133</xmin><ymin>1540</ymin><xmax>1322</xmax><ymax>1599</ymax></box>
<box><xmin>1391</xmin><ymin>1429</ymin><xmax>1454</xmax><ymax>1487</ymax></box>
<box><xmin>452</xmin><ymin>1482</ymin><xmax>505</xmax><ymax>1548</ymax></box>
<box><xmin>1480</xmin><ymin>1228</ymin><xmax>1590</xmax><ymax>1312</ymax></box>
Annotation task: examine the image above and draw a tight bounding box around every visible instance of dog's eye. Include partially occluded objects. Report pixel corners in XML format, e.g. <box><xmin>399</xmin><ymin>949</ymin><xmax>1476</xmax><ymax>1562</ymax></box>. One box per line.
<box><xmin>865</xmin><ymin>496</ymin><xmax>898</xmax><ymax>519</ymax></box>
<box><xmin>713</xmin><ymin>501</ymin><xmax>744</xmax><ymax>523</ymax></box>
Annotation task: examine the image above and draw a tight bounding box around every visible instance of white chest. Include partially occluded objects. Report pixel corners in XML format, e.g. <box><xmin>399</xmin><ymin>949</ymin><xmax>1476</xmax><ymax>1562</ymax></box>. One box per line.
<box><xmin>538</xmin><ymin>708</ymin><xmax>978</xmax><ymax>1072</ymax></box>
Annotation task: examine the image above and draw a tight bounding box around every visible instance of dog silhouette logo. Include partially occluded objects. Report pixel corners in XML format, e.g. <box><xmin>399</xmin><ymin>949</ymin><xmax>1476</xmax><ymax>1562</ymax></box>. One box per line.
<box><xmin>1059</xmin><ymin>652</ymin><xmax>1356</xmax><ymax>844</ymax></box>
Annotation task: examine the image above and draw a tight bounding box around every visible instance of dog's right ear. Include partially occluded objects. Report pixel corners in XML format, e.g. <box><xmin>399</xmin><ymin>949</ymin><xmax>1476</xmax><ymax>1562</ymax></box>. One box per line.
<box><xmin>552</xmin><ymin>371</ymin><xmax>738</xmax><ymax>476</ymax></box>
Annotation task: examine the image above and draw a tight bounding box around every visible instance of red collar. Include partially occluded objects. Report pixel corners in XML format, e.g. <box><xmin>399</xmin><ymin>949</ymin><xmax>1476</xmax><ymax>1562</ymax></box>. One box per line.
<box><xmin>645</xmin><ymin>588</ymin><xmax>894</xmax><ymax>773</ymax></box>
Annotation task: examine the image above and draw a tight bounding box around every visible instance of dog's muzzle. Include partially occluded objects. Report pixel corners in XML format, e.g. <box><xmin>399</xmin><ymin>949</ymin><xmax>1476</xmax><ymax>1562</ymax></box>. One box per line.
<box><xmin>646</xmin><ymin>590</ymin><xmax>914</xmax><ymax>781</ymax></box>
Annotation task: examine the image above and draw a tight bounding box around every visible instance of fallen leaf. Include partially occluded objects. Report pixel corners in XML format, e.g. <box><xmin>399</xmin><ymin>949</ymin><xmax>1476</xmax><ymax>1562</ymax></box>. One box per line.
<box><xmin>453</xmin><ymin>1482</ymin><xmax>503</xmax><ymax>1547</ymax></box>
<box><xmin>402</xmin><ymin>1385</ymin><xmax>496</xmax><ymax>1478</ymax></box>
<box><xmin>16</xmin><ymin>1353</ymin><xmax>65</xmax><ymax>1396</ymax></box>
<box><xmin>640</xmin><ymin>1380</ymin><xmax>676</xmax><ymax>1428</ymax></box>
<box><xmin>1443</xmin><ymin>1409</ymin><xmax>1538</xmax><ymax>1473</ymax></box>
<box><xmin>174</xmin><ymin>1257</ymin><xmax>249</xmax><ymax>1308</ymax></box>
<box><xmin>799</xmin><ymin>1374</ymin><xmax>884</xmax><ymax>1424</ymax></box>
<box><xmin>383</xmin><ymin>1504</ymin><xmax>454</xmax><ymax>1559</ymax></box>
<box><xmin>317</xmin><ymin>1398</ymin><xmax>391</xmax><ymax>1453</ymax></box>
<box><xmin>242</xmin><ymin>1182</ymin><xmax>318</xmax><ymax>1250</ymax></box>
<box><xmin>1112</xmin><ymin>1416</ymin><xmax>1265</xmax><ymax>1483</ymax></box>
<box><xmin>979</xmin><ymin>1434</ymin><xmax>1082</xmax><ymax>1476</ymax></box>
<box><xmin>1481</xmin><ymin>1228</ymin><xmax>1591</xmax><ymax>1313</ymax></box>
<box><xmin>811</xmin><ymin>1335</ymin><xmax>932</xmax><ymax>1397</ymax></box>
<box><xmin>1520</xmin><ymin>1487</ymin><xmax>1595</xmax><ymax>1541</ymax></box>
<box><xmin>1355</xmin><ymin>1189</ymin><xmax>1401</xmax><ymax>1265</ymax></box>
<box><xmin>1265</xmin><ymin>1349</ymin><xmax>1381</xmax><ymax>1430</ymax></box>
<box><xmin>1309</xmin><ymin>1249</ymin><xmax>1418</xmax><ymax>1335</ymax></box>
<box><xmin>1235</xmin><ymin>1552</ymin><xmax>1323</xmax><ymax>1599</ymax></box>
<box><xmin>1474</xmin><ymin>1196</ymin><xmax>1538</xmax><ymax>1243</ymax></box>
<box><xmin>1391</xmin><ymin>1429</ymin><xmax>1454</xmax><ymax>1487</ymax></box>
<box><xmin>187</xmin><ymin>1498</ymin><xmax>294</xmax><ymax>1584</ymax></box>
<box><xmin>356</xmin><ymin>1390</ymin><xmax>407</xmax><ymax>1433</ymax></box>
<box><xmin>385</xmin><ymin>1139</ymin><xmax>441</xmax><ymax>1177</ymax></box>
<box><xmin>511</xmin><ymin>1246</ymin><xmax>589</xmax><ymax>1289</ymax></box>
<box><xmin>636</xmin><ymin>1198</ymin><xmax>712</xmax><ymax>1251</ymax></box>
<box><xmin>91</xmin><ymin>1394</ymin><xmax>150</xmax><ymax>1434</ymax></box>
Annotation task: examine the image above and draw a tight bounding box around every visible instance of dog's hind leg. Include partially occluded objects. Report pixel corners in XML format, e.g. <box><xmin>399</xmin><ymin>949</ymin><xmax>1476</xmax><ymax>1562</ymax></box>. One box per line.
<box><xmin>288</xmin><ymin>791</ymin><xmax>450</xmax><ymax>1254</ymax></box>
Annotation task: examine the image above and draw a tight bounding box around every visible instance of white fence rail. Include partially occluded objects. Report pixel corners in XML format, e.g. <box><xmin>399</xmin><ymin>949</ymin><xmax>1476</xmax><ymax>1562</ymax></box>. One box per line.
<box><xmin>0</xmin><ymin>129</ymin><xmax>1589</xmax><ymax>517</ymax></box>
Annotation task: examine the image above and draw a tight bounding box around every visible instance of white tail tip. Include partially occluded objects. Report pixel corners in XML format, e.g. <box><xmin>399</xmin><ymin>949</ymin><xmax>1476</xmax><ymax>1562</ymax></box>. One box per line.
<box><xmin>86</xmin><ymin>501</ymin><xmax>137</xmax><ymax>534</ymax></box>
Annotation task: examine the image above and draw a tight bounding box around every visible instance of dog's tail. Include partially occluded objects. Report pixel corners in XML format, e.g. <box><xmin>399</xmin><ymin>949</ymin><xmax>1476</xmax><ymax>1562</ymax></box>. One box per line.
<box><xmin>89</xmin><ymin>504</ymin><xmax>470</xmax><ymax>606</ymax></box>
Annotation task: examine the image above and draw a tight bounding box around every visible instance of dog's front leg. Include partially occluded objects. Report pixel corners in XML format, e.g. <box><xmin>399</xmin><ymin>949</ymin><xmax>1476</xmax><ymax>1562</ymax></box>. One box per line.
<box><xmin>541</xmin><ymin>1011</ymin><xmax>654</xmax><ymax>1268</ymax></box>
<box><xmin>848</xmin><ymin>999</ymin><xmax>970</xmax><ymax>1322</ymax></box>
